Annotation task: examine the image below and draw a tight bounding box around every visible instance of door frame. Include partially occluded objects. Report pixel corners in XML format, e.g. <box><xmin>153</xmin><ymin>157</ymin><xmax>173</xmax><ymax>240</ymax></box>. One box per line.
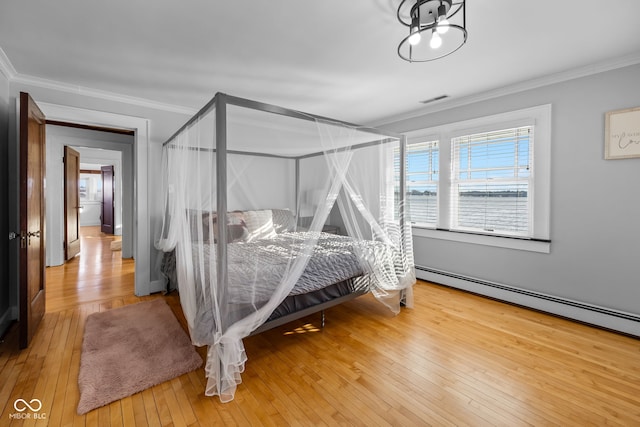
<box><xmin>33</xmin><ymin>101</ymin><xmax>157</xmax><ymax>296</ymax></box>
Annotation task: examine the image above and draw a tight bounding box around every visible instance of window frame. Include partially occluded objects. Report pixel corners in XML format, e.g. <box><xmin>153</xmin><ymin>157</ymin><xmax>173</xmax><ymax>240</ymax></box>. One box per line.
<box><xmin>404</xmin><ymin>104</ymin><xmax>551</xmax><ymax>253</ymax></box>
<box><xmin>404</xmin><ymin>140</ymin><xmax>440</xmax><ymax>227</ymax></box>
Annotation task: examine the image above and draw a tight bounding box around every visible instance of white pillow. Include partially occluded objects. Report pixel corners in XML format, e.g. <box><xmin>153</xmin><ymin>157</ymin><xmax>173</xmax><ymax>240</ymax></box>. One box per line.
<box><xmin>272</xmin><ymin>208</ymin><xmax>296</xmax><ymax>233</ymax></box>
<box><xmin>244</xmin><ymin>210</ymin><xmax>277</xmax><ymax>242</ymax></box>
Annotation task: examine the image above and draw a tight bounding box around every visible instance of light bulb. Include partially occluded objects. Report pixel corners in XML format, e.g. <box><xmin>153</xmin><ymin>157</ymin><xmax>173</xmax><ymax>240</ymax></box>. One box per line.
<box><xmin>409</xmin><ymin>30</ymin><xmax>421</xmax><ymax>46</ymax></box>
<box><xmin>437</xmin><ymin>18</ymin><xmax>450</xmax><ymax>34</ymax></box>
<box><xmin>430</xmin><ymin>31</ymin><xmax>442</xmax><ymax>49</ymax></box>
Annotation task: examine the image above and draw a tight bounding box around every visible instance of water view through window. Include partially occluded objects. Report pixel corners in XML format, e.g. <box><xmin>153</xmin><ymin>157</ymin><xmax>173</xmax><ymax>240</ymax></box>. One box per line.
<box><xmin>397</xmin><ymin>125</ymin><xmax>533</xmax><ymax>236</ymax></box>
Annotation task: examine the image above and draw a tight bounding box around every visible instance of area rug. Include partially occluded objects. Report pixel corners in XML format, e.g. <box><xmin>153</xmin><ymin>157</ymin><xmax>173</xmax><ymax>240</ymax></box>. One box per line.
<box><xmin>77</xmin><ymin>299</ymin><xmax>202</xmax><ymax>414</ymax></box>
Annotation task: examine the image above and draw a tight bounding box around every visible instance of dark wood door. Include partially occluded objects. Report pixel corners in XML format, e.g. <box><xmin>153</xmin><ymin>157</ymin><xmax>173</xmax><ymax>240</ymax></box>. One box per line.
<box><xmin>101</xmin><ymin>165</ymin><xmax>115</xmax><ymax>234</ymax></box>
<box><xmin>64</xmin><ymin>146</ymin><xmax>81</xmax><ymax>260</ymax></box>
<box><xmin>19</xmin><ymin>92</ymin><xmax>46</xmax><ymax>349</ymax></box>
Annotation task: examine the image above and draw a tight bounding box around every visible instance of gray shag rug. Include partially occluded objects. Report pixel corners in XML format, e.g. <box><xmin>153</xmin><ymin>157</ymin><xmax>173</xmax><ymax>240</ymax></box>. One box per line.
<box><xmin>77</xmin><ymin>299</ymin><xmax>202</xmax><ymax>414</ymax></box>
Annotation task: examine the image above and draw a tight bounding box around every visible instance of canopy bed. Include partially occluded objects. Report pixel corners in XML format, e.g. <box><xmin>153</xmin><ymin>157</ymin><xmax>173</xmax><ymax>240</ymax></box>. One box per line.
<box><xmin>156</xmin><ymin>93</ymin><xmax>416</xmax><ymax>402</ymax></box>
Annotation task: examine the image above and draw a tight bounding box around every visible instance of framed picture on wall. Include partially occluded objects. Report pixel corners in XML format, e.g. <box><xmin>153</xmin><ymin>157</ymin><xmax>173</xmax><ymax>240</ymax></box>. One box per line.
<box><xmin>605</xmin><ymin>106</ymin><xmax>640</xmax><ymax>159</ymax></box>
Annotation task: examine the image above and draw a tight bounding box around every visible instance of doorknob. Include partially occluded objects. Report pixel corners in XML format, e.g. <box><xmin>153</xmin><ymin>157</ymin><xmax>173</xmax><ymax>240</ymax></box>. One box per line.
<box><xmin>9</xmin><ymin>231</ymin><xmax>27</xmax><ymax>248</ymax></box>
<box><xmin>26</xmin><ymin>230</ymin><xmax>41</xmax><ymax>246</ymax></box>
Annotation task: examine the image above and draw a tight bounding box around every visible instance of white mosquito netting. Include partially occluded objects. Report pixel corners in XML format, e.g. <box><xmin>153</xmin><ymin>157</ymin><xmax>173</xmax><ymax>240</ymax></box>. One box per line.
<box><xmin>156</xmin><ymin>93</ymin><xmax>415</xmax><ymax>402</ymax></box>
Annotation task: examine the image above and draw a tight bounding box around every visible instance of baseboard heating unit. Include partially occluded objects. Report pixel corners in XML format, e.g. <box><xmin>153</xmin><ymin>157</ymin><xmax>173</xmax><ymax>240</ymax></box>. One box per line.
<box><xmin>415</xmin><ymin>266</ymin><xmax>640</xmax><ymax>338</ymax></box>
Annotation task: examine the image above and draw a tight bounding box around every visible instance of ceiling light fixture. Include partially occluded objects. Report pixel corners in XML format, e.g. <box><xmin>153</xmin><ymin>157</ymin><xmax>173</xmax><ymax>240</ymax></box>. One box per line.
<box><xmin>397</xmin><ymin>0</ymin><xmax>467</xmax><ymax>62</ymax></box>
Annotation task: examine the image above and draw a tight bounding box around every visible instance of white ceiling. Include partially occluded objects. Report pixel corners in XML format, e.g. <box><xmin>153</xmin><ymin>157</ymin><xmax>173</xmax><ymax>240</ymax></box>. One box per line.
<box><xmin>1</xmin><ymin>1</ymin><xmax>640</xmax><ymax>126</ymax></box>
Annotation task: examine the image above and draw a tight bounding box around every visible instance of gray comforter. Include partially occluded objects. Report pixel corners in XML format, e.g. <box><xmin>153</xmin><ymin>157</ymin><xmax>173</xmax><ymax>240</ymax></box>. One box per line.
<box><xmin>193</xmin><ymin>231</ymin><xmax>396</xmax><ymax>304</ymax></box>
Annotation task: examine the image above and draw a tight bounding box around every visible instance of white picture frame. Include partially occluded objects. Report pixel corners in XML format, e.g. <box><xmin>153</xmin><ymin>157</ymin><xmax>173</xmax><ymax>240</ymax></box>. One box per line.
<box><xmin>605</xmin><ymin>106</ymin><xmax>640</xmax><ymax>159</ymax></box>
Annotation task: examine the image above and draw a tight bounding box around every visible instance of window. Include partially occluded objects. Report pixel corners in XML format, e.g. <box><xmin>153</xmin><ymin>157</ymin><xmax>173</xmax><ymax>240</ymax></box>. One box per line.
<box><xmin>400</xmin><ymin>105</ymin><xmax>551</xmax><ymax>252</ymax></box>
<box><xmin>451</xmin><ymin>126</ymin><xmax>532</xmax><ymax>236</ymax></box>
<box><xmin>79</xmin><ymin>173</ymin><xmax>103</xmax><ymax>201</ymax></box>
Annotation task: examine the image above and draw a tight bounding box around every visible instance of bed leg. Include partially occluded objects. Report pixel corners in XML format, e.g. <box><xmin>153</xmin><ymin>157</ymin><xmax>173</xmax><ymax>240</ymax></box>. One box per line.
<box><xmin>320</xmin><ymin>310</ymin><xmax>325</xmax><ymax>329</ymax></box>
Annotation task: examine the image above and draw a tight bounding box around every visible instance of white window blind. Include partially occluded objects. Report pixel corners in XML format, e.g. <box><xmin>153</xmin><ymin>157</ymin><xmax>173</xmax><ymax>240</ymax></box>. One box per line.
<box><xmin>399</xmin><ymin>141</ymin><xmax>439</xmax><ymax>226</ymax></box>
<box><xmin>451</xmin><ymin>126</ymin><xmax>533</xmax><ymax>236</ymax></box>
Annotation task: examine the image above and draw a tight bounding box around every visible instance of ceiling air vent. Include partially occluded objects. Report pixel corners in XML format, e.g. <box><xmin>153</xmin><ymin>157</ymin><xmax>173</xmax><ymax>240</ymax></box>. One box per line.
<box><xmin>419</xmin><ymin>95</ymin><xmax>449</xmax><ymax>104</ymax></box>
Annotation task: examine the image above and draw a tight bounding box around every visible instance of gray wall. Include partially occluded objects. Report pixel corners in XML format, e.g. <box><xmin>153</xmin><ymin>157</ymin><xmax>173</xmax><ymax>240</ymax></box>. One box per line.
<box><xmin>383</xmin><ymin>63</ymin><xmax>640</xmax><ymax>319</ymax></box>
<box><xmin>0</xmin><ymin>70</ymin><xmax>9</xmax><ymax>336</ymax></box>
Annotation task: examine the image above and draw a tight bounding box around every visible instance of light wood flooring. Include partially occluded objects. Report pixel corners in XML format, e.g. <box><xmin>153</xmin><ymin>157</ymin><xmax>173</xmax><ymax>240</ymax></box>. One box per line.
<box><xmin>45</xmin><ymin>226</ymin><xmax>132</xmax><ymax>313</ymax></box>
<box><xmin>1</xmin><ymin>227</ymin><xmax>639</xmax><ymax>425</ymax></box>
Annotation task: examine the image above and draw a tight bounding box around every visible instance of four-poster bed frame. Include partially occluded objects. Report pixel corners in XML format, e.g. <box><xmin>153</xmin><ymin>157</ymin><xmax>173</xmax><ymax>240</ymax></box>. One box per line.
<box><xmin>158</xmin><ymin>92</ymin><xmax>415</xmax><ymax>401</ymax></box>
<box><xmin>161</xmin><ymin>92</ymin><xmax>410</xmax><ymax>334</ymax></box>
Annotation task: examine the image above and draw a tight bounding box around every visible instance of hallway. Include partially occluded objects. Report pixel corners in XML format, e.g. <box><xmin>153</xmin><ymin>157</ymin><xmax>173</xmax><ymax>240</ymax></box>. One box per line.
<box><xmin>46</xmin><ymin>226</ymin><xmax>134</xmax><ymax>313</ymax></box>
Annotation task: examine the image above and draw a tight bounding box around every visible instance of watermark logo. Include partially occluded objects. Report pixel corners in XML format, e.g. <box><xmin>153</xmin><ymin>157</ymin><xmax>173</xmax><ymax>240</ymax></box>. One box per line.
<box><xmin>14</xmin><ymin>399</ymin><xmax>42</xmax><ymax>412</ymax></box>
<box><xmin>9</xmin><ymin>398</ymin><xmax>46</xmax><ymax>420</ymax></box>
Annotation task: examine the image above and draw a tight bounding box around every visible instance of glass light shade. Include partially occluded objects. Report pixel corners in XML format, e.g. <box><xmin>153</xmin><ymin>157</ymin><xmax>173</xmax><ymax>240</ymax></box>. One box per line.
<box><xmin>397</xmin><ymin>0</ymin><xmax>467</xmax><ymax>62</ymax></box>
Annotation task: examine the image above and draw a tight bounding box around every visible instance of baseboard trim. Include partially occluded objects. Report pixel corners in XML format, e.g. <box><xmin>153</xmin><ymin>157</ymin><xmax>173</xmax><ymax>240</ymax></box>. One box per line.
<box><xmin>415</xmin><ymin>266</ymin><xmax>640</xmax><ymax>338</ymax></box>
<box><xmin>147</xmin><ymin>280</ymin><xmax>166</xmax><ymax>296</ymax></box>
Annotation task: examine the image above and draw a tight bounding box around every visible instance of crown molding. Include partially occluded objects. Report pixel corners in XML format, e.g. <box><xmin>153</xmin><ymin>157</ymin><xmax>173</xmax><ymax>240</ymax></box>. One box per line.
<box><xmin>0</xmin><ymin>47</ymin><xmax>17</xmax><ymax>80</ymax></box>
<box><xmin>0</xmin><ymin>46</ymin><xmax>197</xmax><ymax>116</ymax></box>
<box><xmin>11</xmin><ymin>74</ymin><xmax>198</xmax><ymax>116</ymax></box>
<box><xmin>371</xmin><ymin>52</ymin><xmax>640</xmax><ymax>128</ymax></box>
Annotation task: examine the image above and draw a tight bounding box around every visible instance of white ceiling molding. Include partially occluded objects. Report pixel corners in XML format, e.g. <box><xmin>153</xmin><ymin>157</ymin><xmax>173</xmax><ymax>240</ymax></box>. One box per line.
<box><xmin>0</xmin><ymin>47</ymin><xmax>197</xmax><ymax>116</ymax></box>
<box><xmin>12</xmin><ymin>73</ymin><xmax>198</xmax><ymax>116</ymax></box>
<box><xmin>371</xmin><ymin>52</ymin><xmax>640</xmax><ymax>128</ymax></box>
<box><xmin>0</xmin><ymin>47</ymin><xmax>17</xmax><ymax>80</ymax></box>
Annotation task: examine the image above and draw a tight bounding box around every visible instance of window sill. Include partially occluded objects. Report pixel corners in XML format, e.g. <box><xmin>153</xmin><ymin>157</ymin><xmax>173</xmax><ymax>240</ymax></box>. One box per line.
<box><xmin>411</xmin><ymin>226</ymin><xmax>551</xmax><ymax>253</ymax></box>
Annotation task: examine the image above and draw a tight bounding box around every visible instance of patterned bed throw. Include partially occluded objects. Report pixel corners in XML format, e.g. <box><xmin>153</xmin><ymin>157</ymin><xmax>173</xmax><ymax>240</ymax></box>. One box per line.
<box><xmin>188</xmin><ymin>231</ymin><xmax>397</xmax><ymax>304</ymax></box>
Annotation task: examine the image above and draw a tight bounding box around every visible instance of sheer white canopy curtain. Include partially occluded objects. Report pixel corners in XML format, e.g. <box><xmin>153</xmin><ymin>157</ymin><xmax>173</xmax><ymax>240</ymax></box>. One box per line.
<box><xmin>156</xmin><ymin>93</ymin><xmax>415</xmax><ymax>402</ymax></box>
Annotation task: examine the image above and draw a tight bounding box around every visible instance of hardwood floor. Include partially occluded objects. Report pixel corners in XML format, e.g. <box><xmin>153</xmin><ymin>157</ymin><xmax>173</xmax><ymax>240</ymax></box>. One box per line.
<box><xmin>45</xmin><ymin>226</ymin><xmax>133</xmax><ymax>313</ymax></box>
<box><xmin>1</xmin><ymin>230</ymin><xmax>639</xmax><ymax>425</ymax></box>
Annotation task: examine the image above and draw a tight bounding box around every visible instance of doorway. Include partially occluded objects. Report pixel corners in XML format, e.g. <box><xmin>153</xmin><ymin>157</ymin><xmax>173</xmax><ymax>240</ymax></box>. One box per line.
<box><xmin>75</xmin><ymin>149</ymin><xmax>124</xmax><ymax>241</ymax></box>
<box><xmin>46</xmin><ymin>126</ymin><xmax>133</xmax><ymax>267</ymax></box>
<box><xmin>7</xmin><ymin>96</ymin><xmax>157</xmax><ymax>348</ymax></box>
<box><xmin>46</xmin><ymin>127</ymin><xmax>133</xmax><ymax>310</ymax></box>
<box><xmin>37</xmin><ymin>101</ymin><xmax>160</xmax><ymax>296</ymax></box>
